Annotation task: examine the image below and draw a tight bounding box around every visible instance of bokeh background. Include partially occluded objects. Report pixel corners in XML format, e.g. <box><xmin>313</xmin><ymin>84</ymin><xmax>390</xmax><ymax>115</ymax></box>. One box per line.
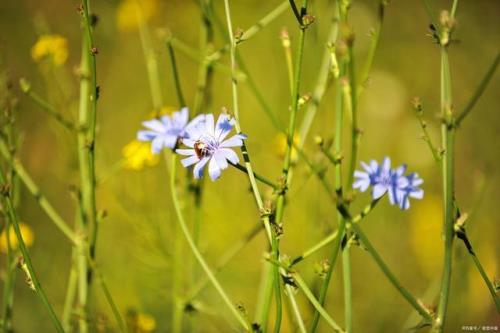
<box><xmin>0</xmin><ymin>0</ymin><xmax>499</xmax><ymax>332</ymax></box>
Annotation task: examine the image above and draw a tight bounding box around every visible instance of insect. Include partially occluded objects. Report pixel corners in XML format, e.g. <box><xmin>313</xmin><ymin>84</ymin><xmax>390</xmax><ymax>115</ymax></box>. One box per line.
<box><xmin>194</xmin><ymin>140</ymin><xmax>210</xmax><ymax>158</ymax></box>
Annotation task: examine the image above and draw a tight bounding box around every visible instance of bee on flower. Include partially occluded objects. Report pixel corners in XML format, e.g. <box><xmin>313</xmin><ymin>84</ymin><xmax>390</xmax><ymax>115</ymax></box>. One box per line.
<box><xmin>353</xmin><ymin>157</ymin><xmax>424</xmax><ymax>210</ymax></box>
<box><xmin>176</xmin><ymin>113</ymin><xmax>246</xmax><ymax>181</ymax></box>
<box><xmin>31</xmin><ymin>34</ymin><xmax>69</xmax><ymax>66</ymax></box>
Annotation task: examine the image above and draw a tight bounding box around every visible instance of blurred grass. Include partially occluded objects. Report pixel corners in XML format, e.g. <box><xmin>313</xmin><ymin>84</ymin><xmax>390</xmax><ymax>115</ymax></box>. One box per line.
<box><xmin>0</xmin><ymin>0</ymin><xmax>499</xmax><ymax>332</ymax></box>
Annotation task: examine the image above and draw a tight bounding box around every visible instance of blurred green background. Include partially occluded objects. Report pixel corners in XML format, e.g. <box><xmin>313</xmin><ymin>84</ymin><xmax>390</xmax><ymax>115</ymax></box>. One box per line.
<box><xmin>0</xmin><ymin>0</ymin><xmax>499</xmax><ymax>332</ymax></box>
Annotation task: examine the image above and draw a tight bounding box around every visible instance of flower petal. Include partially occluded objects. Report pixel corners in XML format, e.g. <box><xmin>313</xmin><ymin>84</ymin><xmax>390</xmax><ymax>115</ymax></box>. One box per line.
<box><xmin>205</xmin><ymin>114</ymin><xmax>215</xmax><ymax>136</ymax></box>
<box><xmin>213</xmin><ymin>150</ymin><xmax>229</xmax><ymax>170</ymax></box>
<box><xmin>372</xmin><ymin>184</ymin><xmax>387</xmax><ymax>199</ymax></box>
<box><xmin>220</xmin><ymin>148</ymin><xmax>239</xmax><ymax>165</ymax></box>
<box><xmin>151</xmin><ymin>137</ymin><xmax>165</xmax><ymax>154</ymax></box>
<box><xmin>215</xmin><ymin>114</ymin><xmax>234</xmax><ymax>141</ymax></box>
<box><xmin>143</xmin><ymin>119</ymin><xmax>167</xmax><ymax>133</ymax></box>
<box><xmin>220</xmin><ymin>134</ymin><xmax>246</xmax><ymax>148</ymax></box>
<box><xmin>208</xmin><ymin>157</ymin><xmax>222</xmax><ymax>180</ymax></box>
<box><xmin>193</xmin><ymin>157</ymin><xmax>210</xmax><ymax>179</ymax></box>
<box><xmin>176</xmin><ymin>149</ymin><xmax>196</xmax><ymax>156</ymax></box>
<box><xmin>181</xmin><ymin>155</ymin><xmax>199</xmax><ymax>167</ymax></box>
<box><xmin>137</xmin><ymin>130</ymin><xmax>157</xmax><ymax>141</ymax></box>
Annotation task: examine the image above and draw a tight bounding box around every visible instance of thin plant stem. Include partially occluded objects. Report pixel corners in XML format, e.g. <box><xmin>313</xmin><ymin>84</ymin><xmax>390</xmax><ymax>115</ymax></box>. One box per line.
<box><xmin>270</xmin><ymin>0</ymin><xmax>309</xmax><ymax>329</ymax></box>
<box><xmin>456</xmin><ymin>52</ymin><xmax>499</xmax><ymax>126</ymax></box>
<box><xmin>166</xmin><ymin>38</ymin><xmax>186</xmax><ymax>108</ymax></box>
<box><xmin>222</xmin><ymin>2</ymin><xmax>278</xmax><ymax>331</ymax></box>
<box><xmin>290</xmin><ymin>199</ymin><xmax>381</xmax><ymax>266</ymax></box>
<box><xmin>0</xmin><ymin>169</ymin><xmax>65</xmax><ymax>333</ymax></box>
<box><xmin>350</xmin><ymin>222</ymin><xmax>434</xmax><ymax>323</ymax></box>
<box><xmin>415</xmin><ymin>105</ymin><xmax>441</xmax><ymax>163</ymax></box>
<box><xmin>310</xmin><ymin>16</ymin><xmax>347</xmax><ymax>329</ymax></box>
<box><xmin>87</xmin><ymin>258</ymin><xmax>127</xmax><ymax>333</ymax></box>
<box><xmin>357</xmin><ymin>1</ymin><xmax>386</xmax><ymax>97</ymax></box>
<box><xmin>18</xmin><ymin>80</ymin><xmax>76</xmax><ymax>131</ymax></box>
<box><xmin>292</xmin><ymin>273</ymin><xmax>345</xmax><ymax>332</ymax></box>
<box><xmin>62</xmin><ymin>249</ymin><xmax>78</xmax><ymax>332</ymax></box>
<box><xmin>169</xmin><ymin>154</ymin><xmax>250</xmax><ymax>331</ymax></box>
<box><xmin>230</xmin><ymin>163</ymin><xmax>278</xmax><ymax>189</ymax></box>
<box><xmin>135</xmin><ymin>0</ymin><xmax>163</xmax><ymax>110</ymax></box>
<box><xmin>298</xmin><ymin>10</ymin><xmax>339</xmax><ymax>147</ymax></box>
<box><xmin>237</xmin><ymin>1</ymin><xmax>289</xmax><ymax>44</ymax></box>
<box><xmin>435</xmin><ymin>45</ymin><xmax>455</xmax><ymax>333</ymax></box>
<box><xmin>1</xmin><ymin>219</ymin><xmax>15</xmax><ymax>333</ymax></box>
<box><xmin>456</xmin><ymin>231</ymin><xmax>500</xmax><ymax>312</ymax></box>
<box><xmin>185</xmin><ymin>222</ymin><xmax>262</xmax><ymax>302</ymax></box>
<box><xmin>0</xmin><ymin>140</ymin><xmax>78</xmax><ymax>244</ymax></box>
<box><xmin>281</xmin><ymin>272</ymin><xmax>307</xmax><ymax>333</ymax></box>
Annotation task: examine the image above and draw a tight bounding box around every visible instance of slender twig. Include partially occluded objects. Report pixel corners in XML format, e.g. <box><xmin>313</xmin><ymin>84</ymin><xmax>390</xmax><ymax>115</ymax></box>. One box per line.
<box><xmin>237</xmin><ymin>1</ymin><xmax>289</xmax><ymax>44</ymax></box>
<box><xmin>169</xmin><ymin>154</ymin><xmax>250</xmax><ymax>331</ymax></box>
<box><xmin>435</xmin><ymin>42</ymin><xmax>455</xmax><ymax>333</ymax></box>
<box><xmin>292</xmin><ymin>273</ymin><xmax>345</xmax><ymax>332</ymax></box>
<box><xmin>166</xmin><ymin>38</ymin><xmax>186</xmax><ymax>108</ymax></box>
<box><xmin>0</xmin><ymin>140</ymin><xmax>78</xmax><ymax>244</ymax></box>
<box><xmin>350</xmin><ymin>223</ymin><xmax>434</xmax><ymax>323</ymax></box>
<box><xmin>0</xmin><ymin>169</ymin><xmax>65</xmax><ymax>333</ymax></box>
<box><xmin>19</xmin><ymin>79</ymin><xmax>76</xmax><ymax>131</ymax></box>
<box><xmin>87</xmin><ymin>258</ymin><xmax>127</xmax><ymax>333</ymax></box>
<box><xmin>455</xmin><ymin>230</ymin><xmax>500</xmax><ymax>312</ymax></box>
<box><xmin>185</xmin><ymin>222</ymin><xmax>262</xmax><ymax>302</ymax></box>
<box><xmin>290</xmin><ymin>199</ymin><xmax>380</xmax><ymax>266</ymax></box>
<box><xmin>310</xmin><ymin>3</ymin><xmax>346</xmax><ymax>328</ymax></box>
<box><xmin>135</xmin><ymin>0</ymin><xmax>163</xmax><ymax>110</ymax></box>
<box><xmin>456</xmin><ymin>52</ymin><xmax>499</xmax><ymax>126</ymax></box>
<box><xmin>230</xmin><ymin>163</ymin><xmax>278</xmax><ymax>190</ymax></box>
<box><xmin>414</xmin><ymin>102</ymin><xmax>441</xmax><ymax>163</ymax></box>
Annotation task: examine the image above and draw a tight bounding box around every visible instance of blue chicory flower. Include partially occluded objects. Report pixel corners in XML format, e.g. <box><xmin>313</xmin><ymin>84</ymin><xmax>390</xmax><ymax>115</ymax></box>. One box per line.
<box><xmin>353</xmin><ymin>157</ymin><xmax>423</xmax><ymax>210</ymax></box>
<box><xmin>137</xmin><ymin>107</ymin><xmax>205</xmax><ymax>153</ymax></box>
<box><xmin>176</xmin><ymin>113</ymin><xmax>246</xmax><ymax>181</ymax></box>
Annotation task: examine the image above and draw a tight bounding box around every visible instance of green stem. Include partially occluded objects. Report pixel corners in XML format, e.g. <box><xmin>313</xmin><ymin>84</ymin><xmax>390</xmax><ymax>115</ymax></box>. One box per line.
<box><xmin>185</xmin><ymin>222</ymin><xmax>262</xmax><ymax>302</ymax></box>
<box><xmin>166</xmin><ymin>38</ymin><xmax>186</xmax><ymax>108</ymax></box>
<box><xmin>230</xmin><ymin>163</ymin><xmax>278</xmax><ymax>189</ymax></box>
<box><xmin>456</xmin><ymin>231</ymin><xmax>500</xmax><ymax>312</ymax></box>
<box><xmin>19</xmin><ymin>80</ymin><xmax>76</xmax><ymax>131</ymax></box>
<box><xmin>222</xmin><ymin>2</ymin><xmax>278</xmax><ymax>330</ymax></box>
<box><xmin>0</xmin><ymin>170</ymin><xmax>65</xmax><ymax>333</ymax></box>
<box><xmin>290</xmin><ymin>199</ymin><xmax>380</xmax><ymax>266</ymax></box>
<box><xmin>87</xmin><ymin>259</ymin><xmax>127</xmax><ymax>333</ymax></box>
<box><xmin>237</xmin><ymin>1</ymin><xmax>289</xmax><ymax>44</ymax></box>
<box><xmin>435</xmin><ymin>45</ymin><xmax>455</xmax><ymax>333</ymax></box>
<box><xmin>456</xmin><ymin>52</ymin><xmax>499</xmax><ymax>126</ymax></box>
<box><xmin>62</xmin><ymin>250</ymin><xmax>78</xmax><ymax>332</ymax></box>
<box><xmin>1</xmin><ymin>220</ymin><xmax>15</xmax><ymax>333</ymax></box>
<box><xmin>350</xmin><ymin>223</ymin><xmax>433</xmax><ymax>323</ymax></box>
<box><xmin>292</xmin><ymin>273</ymin><xmax>344</xmax><ymax>332</ymax></box>
<box><xmin>135</xmin><ymin>0</ymin><xmax>163</xmax><ymax>110</ymax></box>
<box><xmin>0</xmin><ymin>140</ymin><xmax>77</xmax><ymax>244</ymax></box>
<box><xmin>310</xmin><ymin>20</ymin><xmax>346</xmax><ymax>330</ymax></box>
<box><xmin>169</xmin><ymin>154</ymin><xmax>250</xmax><ymax>331</ymax></box>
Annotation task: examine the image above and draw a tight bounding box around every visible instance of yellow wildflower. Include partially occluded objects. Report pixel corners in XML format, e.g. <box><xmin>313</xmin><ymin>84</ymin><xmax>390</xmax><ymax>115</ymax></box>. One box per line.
<box><xmin>409</xmin><ymin>195</ymin><xmax>443</xmax><ymax>279</ymax></box>
<box><xmin>148</xmin><ymin>106</ymin><xmax>174</xmax><ymax>119</ymax></box>
<box><xmin>0</xmin><ymin>223</ymin><xmax>35</xmax><ymax>253</ymax></box>
<box><xmin>136</xmin><ymin>313</ymin><xmax>156</xmax><ymax>332</ymax></box>
<box><xmin>122</xmin><ymin>140</ymin><xmax>159</xmax><ymax>171</ymax></box>
<box><xmin>116</xmin><ymin>0</ymin><xmax>158</xmax><ymax>33</ymax></box>
<box><xmin>274</xmin><ymin>132</ymin><xmax>300</xmax><ymax>163</ymax></box>
<box><xmin>31</xmin><ymin>34</ymin><xmax>68</xmax><ymax>66</ymax></box>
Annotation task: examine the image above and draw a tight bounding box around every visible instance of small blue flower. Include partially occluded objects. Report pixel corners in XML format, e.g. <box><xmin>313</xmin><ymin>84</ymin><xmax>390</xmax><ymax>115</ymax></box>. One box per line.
<box><xmin>137</xmin><ymin>107</ymin><xmax>205</xmax><ymax>153</ymax></box>
<box><xmin>176</xmin><ymin>113</ymin><xmax>246</xmax><ymax>181</ymax></box>
<box><xmin>396</xmin><ymin>172</ymin><xmax>424</xmax><ymax>210</ymax></box>
<box><xmin>353</xmin><ymin>157</ymin><xmax>423</xmax><ymax>210</ymax></box>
